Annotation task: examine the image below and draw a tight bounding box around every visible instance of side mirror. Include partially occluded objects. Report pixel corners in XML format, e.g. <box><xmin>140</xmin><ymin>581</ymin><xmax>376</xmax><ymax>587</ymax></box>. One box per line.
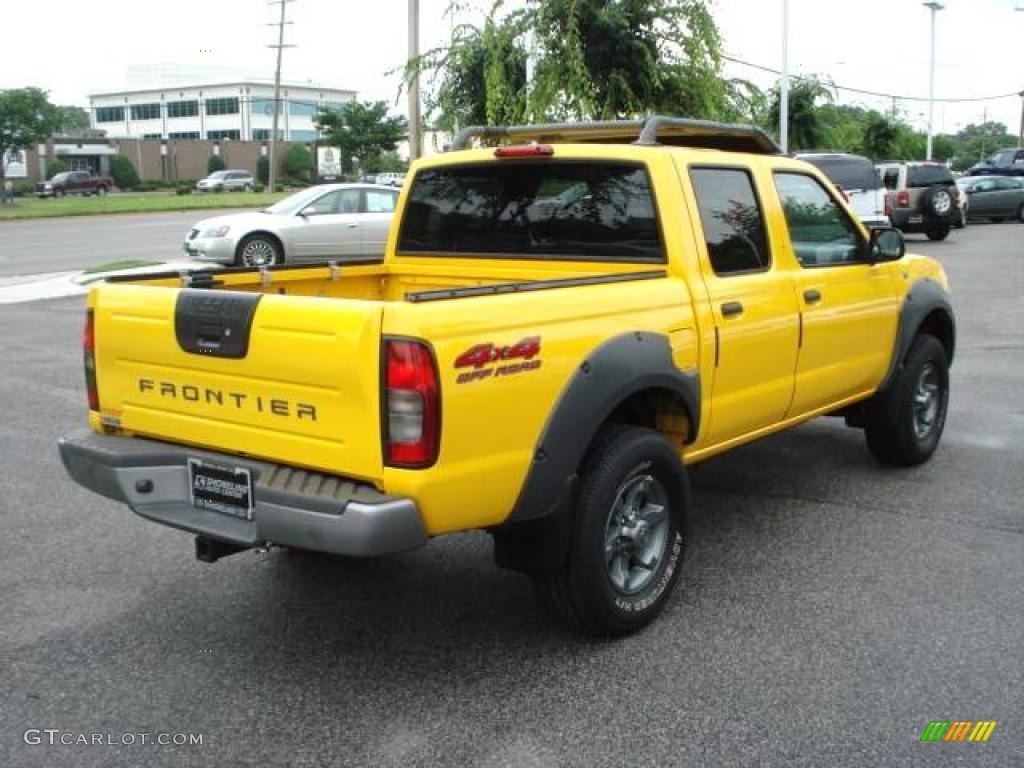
<box><xmin>869</xmin><ymin>227</ymin><xmax>905</xmax><ymax>263</ymax></box>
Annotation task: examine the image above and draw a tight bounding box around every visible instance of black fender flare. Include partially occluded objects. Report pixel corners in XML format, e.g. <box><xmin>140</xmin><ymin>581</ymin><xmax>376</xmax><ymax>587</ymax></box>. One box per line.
<box><xmin>506</xmin><ymin>332</ymin><xmax>700</xmax><ymax>526</ymax></box>
<box><xmin>872</xmin><ymin>278</ymin><xmax>955</xmax><ymax>424</ymax></box>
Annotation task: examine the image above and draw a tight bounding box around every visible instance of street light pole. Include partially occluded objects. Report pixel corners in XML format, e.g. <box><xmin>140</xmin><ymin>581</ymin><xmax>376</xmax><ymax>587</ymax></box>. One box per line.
<box><xmin>923</xmin><ymin>2</ymin><xmax>944</xmax><ymax>161</ymax></box>
<box><xmin>408</xmin><ymin>0</ymin><xmax>421</xmax><ymax>163</ymax></box>
<box><xmin>780</xmin><ymin>0</ymin><xmax>789</xmax><ymax>153</ymax></box>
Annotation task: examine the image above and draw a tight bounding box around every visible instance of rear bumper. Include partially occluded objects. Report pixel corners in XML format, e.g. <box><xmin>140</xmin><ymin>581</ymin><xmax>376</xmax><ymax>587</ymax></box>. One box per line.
<box><xmin>58</xmin><ymin>430</ymin><xmax>428</xmax><ymax>557</ymax></box>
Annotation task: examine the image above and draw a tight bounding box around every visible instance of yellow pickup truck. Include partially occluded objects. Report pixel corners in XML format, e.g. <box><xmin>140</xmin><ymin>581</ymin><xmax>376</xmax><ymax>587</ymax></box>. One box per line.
<box><xmin>59</xmin><ymin>118</ymin><xmax>955</xmax><ymax>636</ymax></box>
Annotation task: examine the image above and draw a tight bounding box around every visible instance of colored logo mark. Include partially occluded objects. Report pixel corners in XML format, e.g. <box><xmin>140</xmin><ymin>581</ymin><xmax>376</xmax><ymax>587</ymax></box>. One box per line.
<box><xmin>921</xmin><ymin>721</ymin><xmax>997</xmax><ymax>742</ymax></box>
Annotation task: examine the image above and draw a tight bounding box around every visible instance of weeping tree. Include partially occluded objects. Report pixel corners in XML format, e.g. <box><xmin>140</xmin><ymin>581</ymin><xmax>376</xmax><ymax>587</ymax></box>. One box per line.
<box><xmin>766</xmin><ymin>76</ymin><xmax>835</xmax><ymax>151</ymax></box>
<box><xmin>407</xmin><ymin>0</ymin><xmax>740</xmax><ymax>131</ymax></box>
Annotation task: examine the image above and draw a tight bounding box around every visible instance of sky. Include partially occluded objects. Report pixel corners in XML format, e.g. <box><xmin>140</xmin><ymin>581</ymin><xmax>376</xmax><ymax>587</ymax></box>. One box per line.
<box><xmin>1</xmin><ymin>0</ymin><xmax>1021</xmax><ymax>136</ymax></box>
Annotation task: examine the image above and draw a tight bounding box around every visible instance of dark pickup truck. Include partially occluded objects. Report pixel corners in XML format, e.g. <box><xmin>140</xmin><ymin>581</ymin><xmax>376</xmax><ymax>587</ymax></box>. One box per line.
<box><xmin>968</xmin><ymin>147</ymin><xmax>1024</xmax><ymax>177</ymax></box>
<box><xmin>36</xmin><ymin>170</ymin><xmax>114</xmax><ymax>198</ymax></box>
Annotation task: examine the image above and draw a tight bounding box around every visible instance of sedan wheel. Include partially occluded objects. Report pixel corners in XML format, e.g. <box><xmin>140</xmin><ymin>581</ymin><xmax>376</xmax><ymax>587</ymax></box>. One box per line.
<box><xmin>237</xmin><ymin>235</ymin><xmax>281</xmax><ymax>267</ymax></box>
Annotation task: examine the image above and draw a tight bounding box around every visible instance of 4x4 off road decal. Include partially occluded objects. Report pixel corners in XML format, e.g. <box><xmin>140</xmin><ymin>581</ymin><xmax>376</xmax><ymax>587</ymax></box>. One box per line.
<box><xmin>455</xmin><ymin>336</ymin><xmax>542</xmax><ymax>384</ymax></box>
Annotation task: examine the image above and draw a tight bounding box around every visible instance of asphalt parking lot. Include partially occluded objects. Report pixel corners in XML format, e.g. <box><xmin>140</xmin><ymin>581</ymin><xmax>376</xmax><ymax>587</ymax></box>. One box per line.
<box><xmin>1</xmin><ymin>222</ymin><xmax>1022</xmax><ymax>766</ymax></box>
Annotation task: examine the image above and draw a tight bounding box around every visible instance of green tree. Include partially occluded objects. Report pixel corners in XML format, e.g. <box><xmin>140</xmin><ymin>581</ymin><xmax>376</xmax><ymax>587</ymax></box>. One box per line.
<box><xmin>56</xmin><ymin>106</ymin><xmax>90</xmax><ymax>133</ymax></box>
<box><xmin>45</xmin><ymin>159</ymin><xmax>69</xmax><ymax>179</ymax></box>
<box><xmin>0</xmin><ymin>87</ymin><xmax>61</xmax><ymax>188</ymax></box>
<box><xmin>407</xmin><ymin>0</ymin><xmax>735</xmax><ymax>129</ymax></box>
<box><xmin>315</xmin><ymin>101</ymin><xmax>407</xmax><ymax>174</ymax></box>
<box><xmin>257</xmin><ymin>155</ymin><xmax>270</xmax><ymax>184</ymax></box>
<box><xmin>766</xmin><ymin>76</ymin><xmax>834</xmax><ymax>150</ymax></box>
<box><xmin>110</xmin><ymin>154</ymin><xmax>140</xmax><ymax>189</ymax></box>
<box><xmin>283</xmin><ymin>144</ymin><xmax>314</xmax><ymax>180</ymax></box>
<box><xmin>207</xmin><ymin>154</ymin><xmax>226</xmax><ymax>173</ymax></box>
<box><xmin>860</xmin><ymin>112</ymin><xmax>901</xmax><ymax>160</ymax></box>
<box><xmin>956</xmin><ymin>121</ymin><xmax>1017</xmax><ymax>165</ymax></box>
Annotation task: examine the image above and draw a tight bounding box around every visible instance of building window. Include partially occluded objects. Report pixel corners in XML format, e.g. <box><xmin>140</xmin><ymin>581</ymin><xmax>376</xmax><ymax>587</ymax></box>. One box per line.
<box><xmin>252</xmin><ymin>129</ymin><xmax>283</xmax><ymax>141</ymax></box>
<box><xmin>322</xmin><ymin>101</ymin><xmax>347</xmax><ymax>114</ymax></box>
<box><xmin>167</xmin><ymin>100</ymin><xmax>199</xmax><ymax>118</ymax></box>
<box><xmin>168</xmin><ymin>131</ymin><xmax>200</xmax><ymax>140</ymax></box>
<box><xmin>130</xmin><ymin>103</ymin><xmax>161</xmax><ymax>121</ymax></box>
<box><xmin>96</xmin><ymin>106</ymin><xmax>125</xmax><ymax>123</ymax></box>
<box><xmin>251</xmin><ymin>98</ymin><xmax>277</xmax><ymax>117</ymax></box>
<box><xmin>142</xmin><ymin>133</ymin><xmax>162</xmax><ymax>139</ymax></box>
<box><xmin>207</xmin><ymin>130</ymin><xmax>240</xmax><ymax>141</ymax></box>
<box><xmin>289</xmin><ymin>130</ymin><xmax>316</xmax><ymax>142</ymax></box>
<box><xmin>205</xmin><ymin>97</ymin><xmax>240</xmax><ymax>116</ymax></box>
<box><xmin>288</xmin><ymin>100</ymin><xmax>315</xmax><ymax>117</ymax></box>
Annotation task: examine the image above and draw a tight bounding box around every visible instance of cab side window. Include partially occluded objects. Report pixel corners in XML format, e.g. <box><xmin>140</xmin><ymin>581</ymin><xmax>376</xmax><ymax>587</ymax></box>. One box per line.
<box><xmin>689</xmin><ymin>168</ymin><xmax>771</xmax><ymax>275</ymax></box>
<box><xmin>773</xmin><ymin>172</ymin><xmax>864</xmax><ymax>267</ymax></box>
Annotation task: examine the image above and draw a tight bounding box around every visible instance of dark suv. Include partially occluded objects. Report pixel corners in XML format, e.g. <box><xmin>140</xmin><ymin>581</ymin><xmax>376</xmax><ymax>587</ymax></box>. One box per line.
<box><xmin>968</xmin><ymin>148</ymin><xmax>1024</xmax><ymax>177</ymax></box>
<box><xmin>876</xmin><ymin>162</ymin><xmax>958</xmax><ymax>241</ymax></box>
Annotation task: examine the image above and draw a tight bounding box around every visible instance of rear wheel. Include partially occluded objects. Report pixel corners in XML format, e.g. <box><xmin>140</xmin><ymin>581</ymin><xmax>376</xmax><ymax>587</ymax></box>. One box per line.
<box><xmin>990</xmin><ymin>217</ymin><xmax>1006</xmax><ymax>224</ymax></box>
<box><xmin>865</xmin><ymin>334</ymin><xmax>949</xmax><ymax>466</ymax></box>
<box><xmin>236</xmin><ymin>234</ymin><xmax>282</xmax><ymax>267</ymax></box>
<box><xmin>539</xmin><ymin>424</ymin><xmax>687</xmax><ymax>636</ymax></box>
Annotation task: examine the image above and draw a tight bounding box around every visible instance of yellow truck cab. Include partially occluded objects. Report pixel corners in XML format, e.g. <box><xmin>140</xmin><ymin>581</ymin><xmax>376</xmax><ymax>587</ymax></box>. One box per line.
<box><xmin>59</xmin><ymin>117</ymin><xmax>955</xmax><ymax>636</ymax></box>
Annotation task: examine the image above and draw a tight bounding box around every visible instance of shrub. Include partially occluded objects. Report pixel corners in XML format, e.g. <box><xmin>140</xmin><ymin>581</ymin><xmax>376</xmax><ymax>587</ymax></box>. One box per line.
<box><xmin>207</xmin><ymin>154</ymin><xmax>226</xmax><ymax>173</ymax></box>
<box><xmin>14</xmin><ymin>181</ymin><xmax>35</xmax><ymax>197</ymax></box>
<box><xmin>256</xmin><ymin>155</ymin><xmax>269</xmax><ymax>184</ymax></box>
<box><xmin>253</xmin><ymin>183</ymin><xmax>265</xmax><ymax>192</ymax></box>
<box><xmin>109</xmin><ymin>154</ymin><xmax>140</xmax><ymax>189</ymax></box>
<box><xmin>135</xmin><ymin>181</ymin><xmax>161</xmax><ymax>192</ymax></box>
<box><xmin>283</xmin><ymin>144</ymin><xmax>314</xmax><ymax>180</ymax></box>
<box><xmin>46</xmin><ymin>159</ymin><xmax>68</xmax><ymax>179</ymax></box>
<box><xmin>175</xmin><ymin>183</ymin><xmax>192</xmax><ymax>196</ymax></box>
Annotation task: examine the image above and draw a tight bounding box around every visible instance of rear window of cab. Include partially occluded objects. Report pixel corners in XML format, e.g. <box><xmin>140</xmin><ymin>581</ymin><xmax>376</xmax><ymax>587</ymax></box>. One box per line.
<box><xmin>397</xmin><ymin>160</ymin><xmax>665</xmax><ymax>263</ymax></box>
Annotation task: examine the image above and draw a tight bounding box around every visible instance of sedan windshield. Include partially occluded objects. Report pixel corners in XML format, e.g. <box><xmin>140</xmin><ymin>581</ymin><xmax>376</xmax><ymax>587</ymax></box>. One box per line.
<box><xmin>262</xmin><ymin>187</ymin><xmax>336</xmax><ymax>215</ymax></box>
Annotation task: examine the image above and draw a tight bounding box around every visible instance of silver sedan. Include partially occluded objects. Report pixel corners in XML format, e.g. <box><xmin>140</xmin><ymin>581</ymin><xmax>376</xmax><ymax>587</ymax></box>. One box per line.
<box><xmin>183</xmin><ymin>183</ymin><xmax>400</xmax><ymax>266</ymax></box>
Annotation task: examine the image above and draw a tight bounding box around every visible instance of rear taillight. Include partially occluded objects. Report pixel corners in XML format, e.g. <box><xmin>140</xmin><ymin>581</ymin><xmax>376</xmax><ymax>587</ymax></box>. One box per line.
<box><xmin>896</xmin><ymin>190</ymin><xmax>910</xmax><ymax>208</ymax></box>
<box><xmin>884</xmin><ymin>194</ymin><xmax>892</xmax><ymax>219</ymax></box>
<box><xmin>383</xmin><ymin>339</ymin><xmax>440</xmax><ymax>468</ymax></box>
<box><xmin>83</xmin><ymin>308</ymin><xmax>99</xmax><ymax>411</ymax></box>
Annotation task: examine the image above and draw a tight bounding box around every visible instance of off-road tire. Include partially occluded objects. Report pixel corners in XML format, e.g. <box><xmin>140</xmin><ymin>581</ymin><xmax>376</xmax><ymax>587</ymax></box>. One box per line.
<box><xmin>920</xmin><ymin>184</ymin><xmax>953</xmax><ymax>221</ymax></box>
<box><xmin>925</xmin><ymin>226</ymin><xmax>950</xmax><ymax>241</ymax></box>
<box><xmin>865</xmin><ymin>334</ymin><xmax>949</xmax><ymax>466</ymax></box>
<box><xmin>539</xmin><ymin>424</ymin><xmax>688</xmax><ymax>637</ymax></box>
<box><xmin>990</xmin><ymin>217</ymin><xmax>1005</xmax><ymax>224</ymax></box>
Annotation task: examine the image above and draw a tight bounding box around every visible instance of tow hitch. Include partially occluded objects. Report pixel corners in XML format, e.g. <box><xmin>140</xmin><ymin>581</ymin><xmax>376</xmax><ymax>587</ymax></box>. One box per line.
<box><xmin>195</xmin><ymin>536</ymin><xmax>249</xmax><ymax>563</ymax></box>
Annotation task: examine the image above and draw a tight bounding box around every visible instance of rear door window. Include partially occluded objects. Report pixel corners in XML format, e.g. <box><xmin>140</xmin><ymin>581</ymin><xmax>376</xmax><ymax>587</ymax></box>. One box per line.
<box><xmin>689</xmin><ymin>167</ymin><xmax>771</xmax><ymax>275</ymax></box>
<box><xmin>907</xmin><ymin>165</ymin><xmax>954</xmax><ymax>188</ymax></box>
<box><xmin>803</xmin><ymin>156</ymin><xmax>880</xmax><ymax>191</ymax></box>
<box><xmin>397</xmin><ymin>161</ymin><xmax>664</xmax><ymax>262</ymax></box>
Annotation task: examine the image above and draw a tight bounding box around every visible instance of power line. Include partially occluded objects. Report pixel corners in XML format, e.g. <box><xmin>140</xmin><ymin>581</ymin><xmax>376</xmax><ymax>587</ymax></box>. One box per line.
<box><xmin>723</xmin><ymin>54</ymin><xmax>1020</xmax><ymax>103</ymax></box>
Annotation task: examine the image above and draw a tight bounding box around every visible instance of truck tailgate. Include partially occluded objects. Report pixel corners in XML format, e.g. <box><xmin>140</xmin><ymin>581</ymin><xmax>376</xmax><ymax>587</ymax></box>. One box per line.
<box><xmin>92</xmin><ymin>285</ymin><xmax>384</xmax><ymax>482</ymax></box>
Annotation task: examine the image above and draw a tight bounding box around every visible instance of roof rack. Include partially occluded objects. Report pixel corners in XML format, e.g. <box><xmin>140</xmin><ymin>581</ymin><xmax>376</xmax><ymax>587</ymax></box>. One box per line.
<box><xmin>450</xmin><ymin>115</ymin><xmax>782</xmax><ymax>155</ymax></box>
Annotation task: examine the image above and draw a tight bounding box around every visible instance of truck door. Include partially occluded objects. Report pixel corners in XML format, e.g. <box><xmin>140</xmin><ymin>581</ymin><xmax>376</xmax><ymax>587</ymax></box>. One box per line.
<box><xmin>687</xmin><ymin>166</ymin><xmax>800</xmax><ymax>445</ymax></box>
<box><xmin>770</xmin><ymin>171</ymin><xmax>900</xmax><ymax>413</ymax></box>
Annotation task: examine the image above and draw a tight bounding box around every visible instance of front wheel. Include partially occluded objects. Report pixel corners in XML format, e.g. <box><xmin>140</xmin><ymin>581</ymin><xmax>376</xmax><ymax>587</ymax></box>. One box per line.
<box><xmin>539</xmin><ymin>425</ymin><xmax>688</xmax><ymax>636</ymax></box>
<box><xmin>865</xmin><ymin>334</ymin><xmax>949</xmax><ymax>466</ymax></box>
<box><xmin>925</xmin><ymin>226</ymin><xmax>949</xmax><ymax>241</ymax></box>
<box><xmin>95</xmin><ymin>186</ymin><xmax>108</xmax><ymax>197</ymax></box>
<box><xmin>236</xmin><ymin>234</ymin><xmax>282</xmax><ymax>267</ymax></box>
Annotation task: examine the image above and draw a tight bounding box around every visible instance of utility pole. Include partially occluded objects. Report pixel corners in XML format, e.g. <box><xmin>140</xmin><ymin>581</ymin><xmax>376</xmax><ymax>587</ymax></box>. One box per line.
<box><xmin>923</xmin><ymin>2</ymin><xmax>944</xmax><ymax>161</ymax></box>
<box><xmin>779</xmin><ymin>0</ymin><xmax>789</xmax><ymax>153</ymax></box>
<box><xmin>1018</xmin><ymin>91</ymin><xmax>1023</xmax><ymax>146</ymax></box>
<box><xmin>268</xmin><ymin>0</ymin><xmax>295</xmax><ymax>193</ymax></box>
<box><xmin>408</xmin><ymin>0</ymin><xmax>421</xmax><ymax>162</ymax></box>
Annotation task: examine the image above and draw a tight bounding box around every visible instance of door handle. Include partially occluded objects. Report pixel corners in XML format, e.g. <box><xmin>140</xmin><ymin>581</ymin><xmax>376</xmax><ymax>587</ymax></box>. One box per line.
<box><xmin>721</xmin><ymin>301</ymin><xmax>744</xmax><ymax>317</ymax></box>
<box><xmin>803</xmin><ymin>289</ymin><xmax>822</xmax><ymax>304</ymax></box>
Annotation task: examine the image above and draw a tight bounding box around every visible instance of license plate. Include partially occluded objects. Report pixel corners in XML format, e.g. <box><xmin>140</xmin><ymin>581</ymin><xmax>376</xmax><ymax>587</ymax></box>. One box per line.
<box><xmin>188</xmin><ymin>458</ymin><xmax>254</xmax><ymax>520</ymax></box>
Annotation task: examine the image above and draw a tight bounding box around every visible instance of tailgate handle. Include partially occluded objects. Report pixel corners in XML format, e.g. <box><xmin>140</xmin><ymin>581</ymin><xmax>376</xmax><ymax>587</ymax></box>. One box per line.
<box><xmin>175</xmin><ymin>290</ymin><xmax>262</xmax><ymax>359</ymax></box>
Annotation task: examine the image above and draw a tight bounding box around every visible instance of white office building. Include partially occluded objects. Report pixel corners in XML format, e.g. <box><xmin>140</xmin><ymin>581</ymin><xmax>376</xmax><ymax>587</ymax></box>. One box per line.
<box><xmin>88</xmin><ymin>81</ymin><xmax>356</xmax><ymax>142</ymax></box>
